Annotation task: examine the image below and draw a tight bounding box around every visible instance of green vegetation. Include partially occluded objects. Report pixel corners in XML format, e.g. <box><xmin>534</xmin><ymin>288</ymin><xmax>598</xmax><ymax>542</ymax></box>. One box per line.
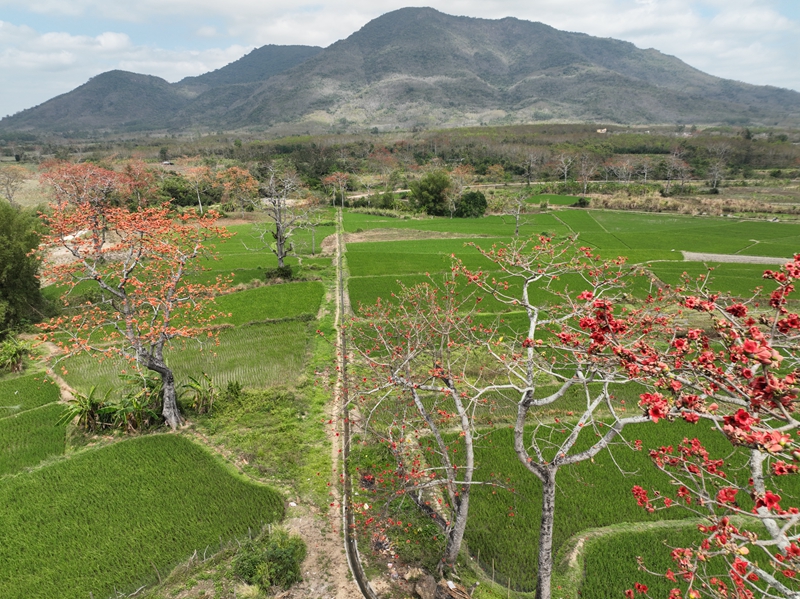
<box><xmin>0</xmin><ymin>435</ymin><xmax>284</xmax><ymax>599</ymax></box>
<box><xmin>0</xmin><ymin>403</ymin><xmax>65</xmax><ymax>475</ymax></box>
<box><xmin>61</xmin><ymin>320</ymin><xmax>313</xmax><ymax>395</ymax></box>
<box><xmin>214</xmin><ymin>281</ymin><xmax>325</xmax><ymax>324</ymax></box>
<box><xmin>409</xmin><ymin>170</ymin><xmax>452</xmax><ymax>216</ymax></box>
<box><xmin>0</xmin><ymin>202</ymin><xmax>45</xmax><ymax>337</ymax></box>
<box><xmin>232</xmin><ymin>529</ymin><xmax>307</xmax><ymax>591</ymax></box>
<box><xmin>0</xmin><ymin>373</ymin><xmax>60</xmax><ymax>412</ymax></box>
<box><xmin>7</xmin><ymin>116</ymin><xmax>800</xmax><ymax>599</ymax></box>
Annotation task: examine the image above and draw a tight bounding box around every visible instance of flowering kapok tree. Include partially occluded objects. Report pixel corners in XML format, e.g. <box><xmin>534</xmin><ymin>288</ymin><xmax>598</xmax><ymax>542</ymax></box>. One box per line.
<box><xmin>457</xmin><ymin>237</ymin><xmax>673</xmax><ymax>599</ymax></box>
<box><xmin>38</xmin><ymin>163</ymin><xmax>230</xmax><ymax>429</ymax></box>
<box><xmin>349</xmin><ymin>274</ymin><xmax>486</xmax><ymax>570</ymax></box>
<box><xmin>623</xmin><ymin>257</ymin><xmax>800</xmax><ymax>599</ymax></box>
<box><xmin>350</xmin><ymin>235</ymin><xmax>668</xmax><ymax>595</ymax></box>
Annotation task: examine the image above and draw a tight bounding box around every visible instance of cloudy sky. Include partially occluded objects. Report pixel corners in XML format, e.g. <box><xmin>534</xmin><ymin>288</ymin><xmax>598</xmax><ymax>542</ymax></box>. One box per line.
<box><xmin>1</xmin><ymin>0</ymin><xmax>798</xmax><ymax>119</ymax></box>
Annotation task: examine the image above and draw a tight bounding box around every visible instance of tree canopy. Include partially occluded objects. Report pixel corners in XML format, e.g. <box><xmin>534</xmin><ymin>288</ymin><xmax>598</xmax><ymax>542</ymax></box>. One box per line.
<box><xmin>409</xmin><ymin>170</ymin><xmax>451</xmax><ymax>216</ymax></box>
<box><xmin>0</xmin><ymin>201</ymin><xmax>44</xmax><ymax>337</ymax></box>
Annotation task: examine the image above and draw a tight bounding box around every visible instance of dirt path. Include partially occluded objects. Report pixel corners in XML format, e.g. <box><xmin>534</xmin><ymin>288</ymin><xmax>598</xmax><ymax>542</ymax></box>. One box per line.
<box><xmin>258</xmin><ymin>212</ymin><xmax>358</xmax><ymax>599</ymax></box>
<box><xmin>682</xmin><ymin>251</ymin><xmax>788</xmax><ymax>265</ymax></box>
<box><xmin>18</xmin><ymin>336</ymin><xmax>75</xmax><ymax>403</ymax></box>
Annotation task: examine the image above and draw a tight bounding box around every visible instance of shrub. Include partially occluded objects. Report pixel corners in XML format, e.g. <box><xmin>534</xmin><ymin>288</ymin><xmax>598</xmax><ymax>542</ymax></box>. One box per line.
<box><xmin>265</xmin><ymin>265</ymin><xmax>293</xmax><ymax>280</ymax></box>
<box><xmin>455</xmin><ymin>191</ymin><xmax>487</xmax><ymax>217</ymax></box>
<box><xmin>409</xmin><ymin>171</ymin><xmax>451</xmax><ymax>216</ymax></box>
<box><xmin>233</xmin><ymin>528</ymin><xmax>306</xmax><ymax>591</ymax></box>
<box><xmin>0</xmin><ymin>336</ymin><xmax>31</xmax><ymax>373</ymax></box>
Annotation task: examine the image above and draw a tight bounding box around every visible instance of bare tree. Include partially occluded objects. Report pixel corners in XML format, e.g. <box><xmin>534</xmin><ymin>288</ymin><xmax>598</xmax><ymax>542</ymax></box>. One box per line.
<box><xmin>637</xmin><ymin>157</ymin><xmax>653</xmax><ymax>183</ymax></box>
<box><xmin>254</xmin><ymin>163</ymin><xmax>311</xmax><ymax>268</ymax></box>
<box><xmin>351</xmin><ymin>275</ymin><xmax>484</xmax><ymax>571</ymax></box>
<box><xmin>707</xmin><ymin>142</ymin><xmax>730</xmax><ymax>190</ymax></box>
<box><xmin>577</xmin><ymin>153</ymin><xmax>599</xmax><ymax>196</ymax></box>
<box><xmin>184</xmin><ymin>166</ymin><xmax>215</xmax><ymax>215</ymax></box>
<box><xmin>611</xmin><ymin>157</ymin><xmax>635</xmax><ymax>184</ymax></box>
<box><xmin>497</xmin><ymin>191</ymin><xmax>532</xmax><ymax>236</ymax></box>
<box><xmin>522</xmin><ymin>150</ymin><xmax>548</xmax><ymax>186</ymax></box>
<box><xmin>350</xmin><ymin>236</ymin><xmax>661</xmax><ymax>596</ymax></box>
<box><xmin>554</xmin><ymin>153</ymin><xmax>574</xmax><ymax>183</ymax></box>
<box><xmin>0</xmin><ymin>165</ymin><xmax>29</xmax><ymax>207</ymax></box>
<box><xmin>460</xmin><ymin>238</ymin><xmax>658</xmax><ymax>599</ymax></box>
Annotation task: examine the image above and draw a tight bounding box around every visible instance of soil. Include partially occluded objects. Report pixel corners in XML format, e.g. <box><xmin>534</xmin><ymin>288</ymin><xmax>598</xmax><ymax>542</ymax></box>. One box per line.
<box><xmin>319</xmin><ymin>228</ymin><xmax>483</xmax><ymax>256</ymax></box>
<box><xmin>681</xmin><ymin>251</ymin><xmax>788</xmax><ymax>265</ymax></box>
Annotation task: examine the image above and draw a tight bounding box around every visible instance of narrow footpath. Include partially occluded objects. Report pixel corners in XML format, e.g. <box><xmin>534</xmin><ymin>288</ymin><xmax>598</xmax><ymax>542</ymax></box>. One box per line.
<box><xmin>335</xmin><ymin>208</ymin><xmax>380</xmax><ymax>599</ymax></box>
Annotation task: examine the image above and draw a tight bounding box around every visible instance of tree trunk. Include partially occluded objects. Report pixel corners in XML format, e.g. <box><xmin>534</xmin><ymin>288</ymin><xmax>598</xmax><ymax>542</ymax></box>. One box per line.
<box><xmin>443</xmin><ymin>488</ymin><xmax>470</xmax><ymax>567</ymax></box>
<box><xmin>160</xmin><ymin>368</ymin><xmax>183</xmax><ymax>429</ymax></box>
<box><xmin>145</xmin><ymin>358</ymin><xmax>184</xmax><ymax>429</ymax></box>
<box><xmin>536</xmin><ymin>466</ymin><xmax>557</xmax><ymax>599</ymax></box>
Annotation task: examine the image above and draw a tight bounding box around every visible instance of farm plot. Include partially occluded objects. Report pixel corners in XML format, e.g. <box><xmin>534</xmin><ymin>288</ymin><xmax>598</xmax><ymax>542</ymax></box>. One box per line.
<box><xmin>190</xmin><ymin>222</ymin><xmax>335</xmax><ymax>286</ymax></box>
<box><xmin>215</xmin><ymin>281</ymin><xmax>325</xmax><ymax>324</ymax></box>
<box><xmin>0</xmin><ymin>374</ymin><xmax>65</xmax><ymax>476</ymax></box>
<box><xmin>61</xmin><ymin>319</ymin><xmax>313</xmax><ymax>395</ymax></box>
<box><xmin>650</xmin><ymin>262</ymin><xmax>780</xmax><ymax>297</ymax></box>
<box><xmin>343</xmin><ymin>211</ymin><xmax>571</xmax><ymax>239</ymax></box>
<box><xmin>0</xmin><ymin>403</ymin><xmax>65</xmax><ymax>475</ymax></box>
<box><xmin>0</xmin><ymin>434</ymin><xmax>283</xmax><ymax>599</ymax></box>
<box><xmin>588</xmin><ymin>212</ymin><xmax>799</xmax><ymax>257</ymax></box>
<box><xmin>0</xmin><ymin>373</ymin><xmax>60</xmax><ymax>413</ymax></box>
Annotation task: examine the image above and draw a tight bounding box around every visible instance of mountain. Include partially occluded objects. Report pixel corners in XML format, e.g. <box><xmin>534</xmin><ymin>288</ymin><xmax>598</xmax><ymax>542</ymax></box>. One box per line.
<box><xmin>3</xmin><ymin>7</ymin><xmax>799</xmax><ymax>134</ymax></box>
<box><xmin>1</xmin><ymin>71</ymin><xmax>183</xmax><ymax>132</ymax></box>
<box><xmin>174</xmin><ymin>45</ymin><xmax>323</xmax><ymax>95</ymax></box>
<box><xmin>0</xmin><ymin>45</ymin><xmax>321</xmax><ymax>132</ymax></box>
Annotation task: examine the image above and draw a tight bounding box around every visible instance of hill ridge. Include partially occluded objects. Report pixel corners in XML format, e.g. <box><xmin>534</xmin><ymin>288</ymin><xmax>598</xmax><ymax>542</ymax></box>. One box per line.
<box><xmin>2</xmin><ymin>7</ymin><xmax>799</xmax><ymax>134</ymax></box>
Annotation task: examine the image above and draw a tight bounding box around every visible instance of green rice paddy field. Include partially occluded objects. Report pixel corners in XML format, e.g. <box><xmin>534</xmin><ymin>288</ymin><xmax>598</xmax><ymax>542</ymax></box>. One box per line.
<box><xmin>344</xmin><ymin>210</ymin><xmax>796</xmax><ymax>307</ymax></box>
<box><xmin>5</xmin><ymin>208</ymin><xmax>799</xmax><ymax>598</ymax></box>
<box><xmin>0</xmin><ymin>435</ymin><xmax>283</xmax><ymax>599</ymax></box>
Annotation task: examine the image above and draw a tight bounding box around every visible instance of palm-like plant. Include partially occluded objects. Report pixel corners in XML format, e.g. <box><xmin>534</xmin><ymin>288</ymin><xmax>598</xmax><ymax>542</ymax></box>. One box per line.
<box><xmin>113</xmin><ymin>373</ymin><xmax>162</xmax><ymax>432</ymax></box>
<box><xmin>181</xmin><ymin>372</ymin><xmax>216</xmax><ymax>414</ymax></box>
<box><xmin>57</xmin><ymin>386</ymin><xmax>113</xmax><ymax>432</ymax></box>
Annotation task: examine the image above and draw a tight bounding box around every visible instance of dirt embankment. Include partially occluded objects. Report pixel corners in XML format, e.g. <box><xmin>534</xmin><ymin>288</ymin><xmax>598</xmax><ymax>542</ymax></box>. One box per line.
<box><xmin>320</xmin><ymin>227</ymin><xmax>483</xmax><ymax>255</ymax></box>
<box><xmin>681</xmin><ymin>251</ymin><xmax>788</xmax><ymax>265</ymax></box>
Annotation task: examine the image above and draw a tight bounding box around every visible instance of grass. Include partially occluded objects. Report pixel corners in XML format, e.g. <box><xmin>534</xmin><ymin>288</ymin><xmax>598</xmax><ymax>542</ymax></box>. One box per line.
<box><xmin>214</xmin><ymin>281</ymin><xmax>325</xmax><ymax>324</ymax></box>
<box><xmin>0</xmin><ymin>373</ymin><xmax>60</xmax><ymax>413</ymax></box>
<box><xmin>0</xmin><ymin>434</ymin><xmax>284</xmax><ymax>599</ymax></box>
<box><xmin>61</xmin><ymin>320</ymin><xmax>313</xmax><ymax>396</ymax></box>
<box><xmin>197</xmin><ymin>386</ymin><xmax>328</xmax><ymax>498</ymax></box>
<box><xmin>0</xmin><ymin>403</ymin><xmax>65</xmax><ymax>475</ymax></box>
<box><xmin>343</xmin><ymin>211</ymin><xmax>571</xmax><ymax>239</ymax></box>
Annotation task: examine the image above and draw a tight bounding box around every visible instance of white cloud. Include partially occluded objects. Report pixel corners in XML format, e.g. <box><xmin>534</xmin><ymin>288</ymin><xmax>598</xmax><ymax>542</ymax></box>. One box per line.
<box><xmin>0</xmin><ymin>21</ymin><xmax>253</xmax><ymax>117</ymax></box>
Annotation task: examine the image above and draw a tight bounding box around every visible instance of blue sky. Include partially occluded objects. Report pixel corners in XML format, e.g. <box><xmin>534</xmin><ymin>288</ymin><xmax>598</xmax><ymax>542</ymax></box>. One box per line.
<box><xmin>1</xmin><ymin>0</ymin><xmax>798</xmax><ymax>119</ymax></box>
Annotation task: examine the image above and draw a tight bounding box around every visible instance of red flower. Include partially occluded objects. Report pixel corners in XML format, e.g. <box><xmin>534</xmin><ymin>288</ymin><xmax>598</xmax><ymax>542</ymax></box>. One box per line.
<box><xmin>772</xmin><ymin>461</ymin><xmax>798</xmax><ymax>476</ymax></box>
<box><xmin>726</xmin><ymin>304</ymin><xmax>748</xmax><ymax>318</ymax></box>
<box><xmin>741</xmin><ymin>339</ymin><xmax>759</xmax><ymax>354</ymax></box>
<box><xmin>754</xmin><ymin>490</ymin><xmax>781</xmax><ymax>512</ymax></box>
<box><xmin>716</xmin><ymin>487</ymin><xmax>738</xmax><ymax>504</ymax></box>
